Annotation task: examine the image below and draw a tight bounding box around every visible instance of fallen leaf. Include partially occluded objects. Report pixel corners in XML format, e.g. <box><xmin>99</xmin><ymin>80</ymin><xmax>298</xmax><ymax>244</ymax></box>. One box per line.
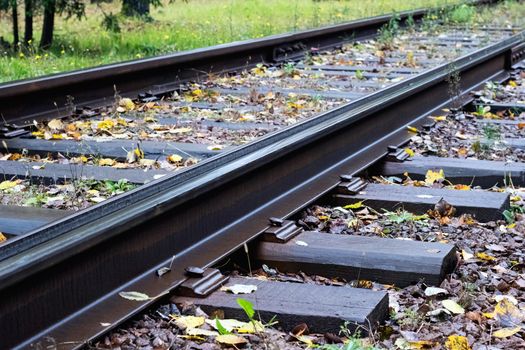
<box><xmin>99</xmin><ymin>158</ymin><xmax>116</xmax><ymax>166</ymax></box>
<box><xmin>205</xmin><ymin>318</ymin><xmax>245</xmax><ymax>332</ymax></box>
<box><xmin>445</xmin><ymin>335</ymin><xmax>472</xmax><ymax>350</ymax></box>
<box><xmin>425</xmin><ymin>169</ymin><xmax>445</xmax><ymax>185</ymax></box>
<box><xmin>215</xmin><ymin>334</ymin><xmax>247</xmax><ymax>346</ymax></box>
<box><xmin>0</xmin><ymin>232</ymin><xmax>6</xmax><ymax>243</ymax></box>
<box><xmin>407</xmin><ymin>126</ymin><xmax>418</xmax><ymax>133</ymax></box>
<box><xmin>404</xmin><ymin>148</ymin><xmax>415</xmax><ymax>157</ymax></box>
<box><xmin>118</xmin><ymin>291</ymin><xmax>151</xmax><ymax>301</ymax></box>
<box><xmin>462</xmin><ymin>249</ymin><xmax>474</xmax><ymax>261</ymax></box>
<box><xmin>119</xmin><ymin>98</ymin><xmax>135</xmax><ymax>111</ymax></box>
<box><xmin>170</xmin><ymin>127</ymin><xmax>192</xmax><ymax>134</ymax></box>
<box><xmin>0</xmin><ymin>180</ymin><xmax>19</xmax><ymax>190</ymax></box>
<box><xmin>493</xmin><ymin>326</ymin><xmax>522</xmax><ymax>338</ymax></box>
<box><xmin>237</xmin><ymin>320</ymin><xmax>265</xmax><ymax>333</ymax></box>
<box><xmin>442</xmin><ymin>299</ymin><xmax>465</xmax><ymax>314</ymax></box>
<box><xmin>494</xmin><ymin>295</ymin><xmax>518</xmax><ymax>305</ymax></box>
<box><xmin>343</xmin><ymin>201</ymin><xmax>364</xmax><ymax>209</ymax></box>
<box><xmin>186</xmin><ymin>328</ymin><xmax>219</xmax><ymax>337</ymax></box>
<box><xmin>174</xmin><ymin>315</ymin><xmax>205</xmax><ymax>330</ymax></box>
<box><xmin>494</xmin><ymin>298</ymin><xmax>525</xmax><ymax>327</ymax></box>
<box><xmin>168</xmin><ymin>154</ymin><xmax>183</xmax><ymax>163</ymax></box>
<box><xmin>476</xmin><ymin>252</ymin><xmax>497</xmax><ymax>262</ymax></box>
<box><xmin>220</xmin><ymin>284</ymin><xmax>257</xmax><ymax>294</ymax></box>
<box><xmin>47</xmin><ymin>118</ymin><xmax>64</xmax><ymax>130</ymax></box>
<box><xmin>425</xmin><ymin>287</ymin><xmax>448</xmax><ymax>297</ymax></box>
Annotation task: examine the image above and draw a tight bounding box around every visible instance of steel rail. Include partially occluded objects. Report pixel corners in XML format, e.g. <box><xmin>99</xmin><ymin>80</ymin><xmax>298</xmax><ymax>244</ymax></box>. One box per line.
<box><xmin>1</xmin><ymin>30</ymin><xmax>523</xmax><ymax>350</ymax></box>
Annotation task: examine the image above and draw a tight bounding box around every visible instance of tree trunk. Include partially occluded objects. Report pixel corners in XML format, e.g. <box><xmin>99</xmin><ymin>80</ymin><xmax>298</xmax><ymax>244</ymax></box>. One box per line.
<box><xmin>24</xmin><ymin>0</ymin><xmax>33</xmax><ymax>44</ymax></box>
<box><xmin>122</xmin><ymin>0</ymin><xmax>150</xmax><ymax>17</ymax></box>
<box><xmin>39</xmin><ymin>0</ymin><xmax>55</xmax><ymax>49</ymax></box>
<box><xmin>12</xmin><ymin>0</ymin><xmax>19</xmax><ymax>47</ymax></box>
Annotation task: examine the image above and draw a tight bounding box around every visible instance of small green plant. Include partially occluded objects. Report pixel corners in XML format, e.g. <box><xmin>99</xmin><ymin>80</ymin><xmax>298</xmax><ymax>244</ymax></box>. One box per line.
<box><xmin>397</xmin><ymin>308</ymin><xmax>425</xmax><ymax>330</ymax></box>
<box><xmin>24</xmin><ymin>192</ymin><xmax>48</xmax><ymax>207</ymax></box>
<box><xmin>405</xmin><ymin>14</ymin><xmax>415</xmax><ymax>31</ymax></box>
<box><xmin>283</xmin><ymin>62</ymin><xmax>299</xmax><ymax>77</ymax></box>
<box><xmin>377</xmin><ymin>12</ymin><xmax>400</xmax><ymax>49</ymax></box>
<box><xmin>355</xmin><ymin>69</ymin><xmax>364</xmax><ymax>80</ymax></box>
<box><xmin>314</xmin><ymin>322</ymin><xmax>381</xmax><ymax>350</ymax></box>
<box><xmin>448</xmin><ymin>4</ymin><xmax>475</xmax><ymax>24</ymax></box>
<box><xmin>482</xmin><ymin>124</ymin><xmax>501</xmax><ymax>142</ymax></box>
<box><xmin>383</xmin><ymin>209</ymin><xmax>429</xmax><ymax>224</ymax></box>
<box><xmin>215</xmin><ymin>318</ymin><xmax>231</xmax><ymax>335</ymax></box>
<box><xmin>503</xmin><ymin>204</ymin><xmax>525</xmax><ymax>224</ymax></box>
<box><xmin>104</xmin><ymin>179</ymin><xmax>135</xmax><ymax>195</ymax></box>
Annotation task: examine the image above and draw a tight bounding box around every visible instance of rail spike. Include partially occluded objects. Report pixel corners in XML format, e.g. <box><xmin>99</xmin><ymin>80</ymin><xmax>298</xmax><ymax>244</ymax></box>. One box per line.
<box><xmin>337</xmin><ymin>175</ymin><xmax>368</xmax><ymax>195</ymax></box>
<box><xmin>263</xmin><ymin>218</ymin><xmax>303</xmax><ymax>243</ymax></box>
<box><xmin>386</xmin><ymin>146</ymin><xmax>412</xmax><ymax>163</ymax></box>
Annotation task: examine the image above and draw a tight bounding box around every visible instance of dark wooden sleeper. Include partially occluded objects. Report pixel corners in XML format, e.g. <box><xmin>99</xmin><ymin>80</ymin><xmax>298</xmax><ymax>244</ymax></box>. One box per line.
<box><xmin>374</xmin><ymin>155</ymin><xmax>525</xmax><ymax>188</ymax></box>
<box><xmin>256</xmin><ymin>231</ymin><xmax>457</xmax><ymax>287</ymax></box>
<box><xmin>172</xmin><ymin>277</ymin><xmax>388</xmax><ymax>334</ymax></box>
<box><xmin>332</xmin><ymin>183</ymin><xmax>510</xmax><ymax>222</ymax></box>
<box><xmin>0</xmin><ymin>160</ymin><xmax>169</xmax><ymax>184</ymax></box>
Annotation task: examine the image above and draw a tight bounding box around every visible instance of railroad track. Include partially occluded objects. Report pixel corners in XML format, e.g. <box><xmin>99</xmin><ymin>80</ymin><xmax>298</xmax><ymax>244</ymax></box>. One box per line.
<box><xmin>1</xmin><ymin>1</ymin><xmax>524</xmax><ymax>348</ymax></box>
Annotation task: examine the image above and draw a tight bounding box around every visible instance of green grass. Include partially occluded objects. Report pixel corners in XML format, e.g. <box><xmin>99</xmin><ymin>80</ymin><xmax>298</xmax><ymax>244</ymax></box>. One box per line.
<box><xmin>0</xmin><ymin>0</ymin><xmax>462</xmax><ymax>83</ymax></box>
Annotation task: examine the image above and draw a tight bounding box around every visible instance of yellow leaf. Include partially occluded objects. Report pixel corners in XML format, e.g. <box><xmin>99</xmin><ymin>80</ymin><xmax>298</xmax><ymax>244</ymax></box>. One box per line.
<box><xmin>483</xmin><ymin>312</ymin><xmax>495</xmax><ymax>319</ymax></box>
<box><xmin>453</xmin><ymin>184</ymin><xmax>471</xmax><ymax>190</ymax></box>
<box><xmin>408</xmin><ymin>340</ymin><xmax>436</xmax><ymax>349</ymax></box>
<box><xmin>98</xmin><ymin>158</ymin><xmax>116</xmax><ymax>166</ymax></box>
<box><xmin>508</xmin><ymin>80</ymin><xmax>518</xmax><ymax>88</ymax></box>
<box><xmin>476</xmin><ymin>252</ymin><xmax>496</xmax><ymax>262</ymax></box>
<box><xmin>493</xmin><ymin>326</ymin><xmax>522</xmax><ymax>338</ymax></box>
<box><xmin>494</xmin><ymin>299</ymin><xmax>525</xmax><ymax>327</ymax></box>
<box><xmin>425</xmin><ymin>169</ymin><xmax>445</xmax><ymax>185</ymax></box>
<box><xmin>133</xmin><ymin>147</ymin><xmax>144</xmax><ymax>159</ymax></box>
<box><xmin>442</xmin><ymin>299</ymin><xmax>465</xmax><ymax>314</ymax></box>
<box><xmin>173</xmin><ymin>315</ymin><xmax>205</xmax><ymax>330</ymax></box>
<box><xmin>237</xmin><ymin>320</ymin><xmax>265</xmax><ymax>334</ymax></box>
<box><xmin>167</xmin><ymin>154</ymin><xmax>183</xmax><ymax>163</ymax></box>
<box><xmin>119</xmin><ymin>98</ymin><xmax>135</xmax><ymax>111</ymax></box>
<box><xmin>97</xmin><ymin>119</ymin><xmax>116</xmax><ymax>130</ymax></box>
<box><xmin>170</xmin><ymin>127</ymin><xmax>192</xmax><ymax>134</ymax></box>
<box><xmin>0</xmin><ymin>232</ymin><xmax>6</xmax><ymax>243</ymax></box>
<box><xmin>508</xmin><ymin>223</ymin><xmax>517</xmax><ymax>229</ymax></box>
<box><xmin>404</xmin><ymin>148</ymin><xmax>415</xmax><ymax>157</ymax></box>
<box><xmin>0</xmin><ymin>180</ymin><xmax>19</xmax><ymax>190</ymax></box>
<box><xmin>215</xmin><ymin>334</ymin><xmax>247</xmax><ymax>346</ymax></box>
<box><xmin>445</xmin><ymin>335</ymin><xmax>471</xmax><ymax>350</ymax></box>
<box><xmin>407</xmin><ymin>126</ymin><xmax>418</xmax><ymax>133</ymax></box>
<box><xmin>318</xmin><ymin>215</ymin><xmax>329</xmax><ymax>221</ymax></box>
<box><xmin>343</xmin><ymin>201</ymin><xmax>364</xmax><ymax>210</ymax></box>
<box><xmin>431</xmin><ymin>115</ymin><xmax>447</xmax><ymax>121</ymax></box>
<box><xmin>47</xmin><ymin>118</ymin><xmax>64</xmax><ymax>130</ymax></box>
